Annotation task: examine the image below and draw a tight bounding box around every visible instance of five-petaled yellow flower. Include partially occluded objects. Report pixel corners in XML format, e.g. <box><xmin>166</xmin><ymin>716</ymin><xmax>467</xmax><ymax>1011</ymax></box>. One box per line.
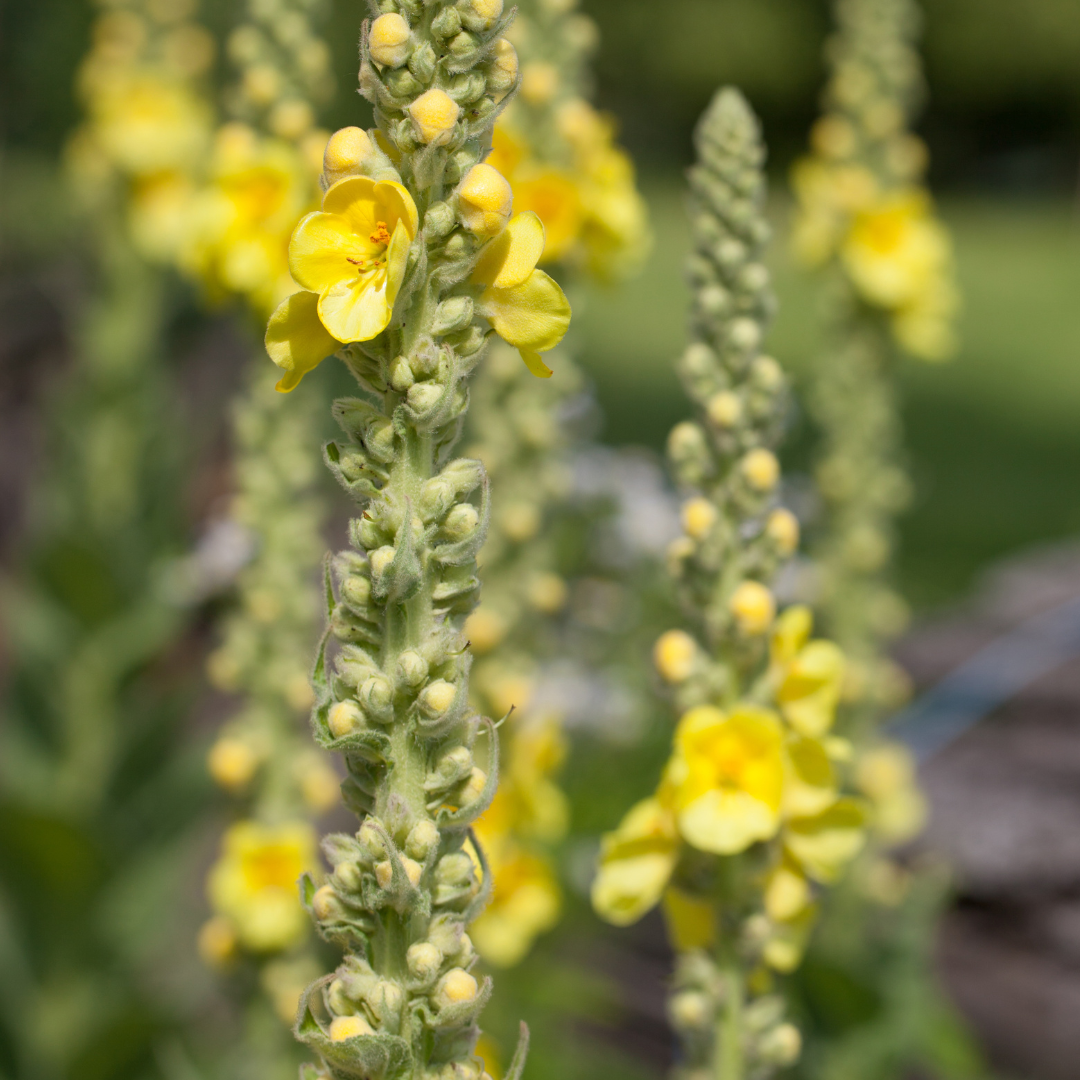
<box><xmin>265</xmin><ymin>160</ymin><xmax>570</xmax><ymax>391</ymax></box>
<box><xmin>265</xmin><ymin>175</ymin><xmax>418</xmax><ymax>390</ymax></box>
<box><xmin>666</xmin><ymin>704</ymin><xmax>786</xmax><ymax>855</ymax></box>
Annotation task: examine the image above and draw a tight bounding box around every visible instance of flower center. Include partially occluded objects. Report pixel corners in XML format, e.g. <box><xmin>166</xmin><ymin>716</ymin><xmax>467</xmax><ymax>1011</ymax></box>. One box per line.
<box><xmin>346</xmin><ymin>221</ymin><xmax>392</xmax><ymax>271</ymax></box>
<box><xmin>370</xmin><ymin>220</ymin><xmax>391</xmax><ymax>245</ymax></box>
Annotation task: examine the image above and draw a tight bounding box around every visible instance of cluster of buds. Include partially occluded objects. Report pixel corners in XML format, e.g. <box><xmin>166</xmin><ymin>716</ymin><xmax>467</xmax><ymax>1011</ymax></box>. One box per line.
<box><xmin>262</xmin><ymin>2</ymin><xmax>569</xmax><ymax>1076</ymax></box>
<box><xmin>225</xmin><ymin>0</ymin><xmax>335</xmax><ymax>140</ymax></box>
<box><xmin>593</xmin><ymin>91</ymin><xmax>866</xmax><ymax>1080</ymax></box>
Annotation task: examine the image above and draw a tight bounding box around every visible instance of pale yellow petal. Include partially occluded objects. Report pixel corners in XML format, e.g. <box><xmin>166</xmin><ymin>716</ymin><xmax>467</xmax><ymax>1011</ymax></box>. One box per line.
<box><xmin>785</xmin><ymin>798</ymin><xmax>867</xmax><ymax>883</ymax></box>
<box><xmin>289</xmin><ymin>211</ymin><xmax>374</xmax><ymax>294</ymax></box>
<box><xmin>384</xmin><ymin>219</ymin><xmax>411</xmax><ymax>306</ymax></box>
<box><xmin>374</xmin><ymin>179</ymin><xmax>419</xmax><ymax>238</ymax></box>
<box><xmin>519</xmin><ymin>349</ymin><xmax>552</xmax><ymax>378</ymax></box>
<box><xmin>323</xmin><ymin>175</ymin><xmax>418</xmax><ymax>240</ymax></box>
<box><xmin>479</xmin><ymin>269</ymin><xmax>570</xmax><ymax>353</ymax></box>
<box><xmin>678</xmin><ymin>788</ymin><xmax>779</xmax><ymax>854</ymax></box>
<box><xmin>472</xmin><ymin>211</ymin><xmax>545</xmax><ymax>289</ymax></box>
<box><xmin>591</xmin><ymin>851</ymin><xmax>676</xmax><ymax>926</ymax></box>
<box><xmin>264</xmin><ymin>290</ymin><xmax>339</xmax><ymax>391</ymax></box>
<box><xmin>318</xmin><ymin>270</ymin><xmax>391</xmax><ymax>343</ymax></box>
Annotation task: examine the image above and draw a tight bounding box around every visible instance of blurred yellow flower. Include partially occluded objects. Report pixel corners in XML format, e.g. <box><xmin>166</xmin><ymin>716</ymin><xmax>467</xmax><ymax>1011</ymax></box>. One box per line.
<box><xmin>207</xmin><ymin>819</ymin><xmax>316</xmax><ymax>952</ymax></box>
<box><xmin>770</xmin><ymin>607</ymin><xmax>845</xmax><ymax>739</ymax></box>
<box><xmin>184</xmin><ymin>125</ymin><xmax>318</xmax><ymax>314</ymax></box>
<box><xmin>855</xmin><ymin>742</ymin><xmax>928</xmax><ymax>844</ymax></box>
<box><xmin>783</xmin><ymin>798</ymin><xmax>867</xmax><ymax>883</ymax></box>
<box><xmin>592</xmin><ymin>795</ymin><xmax>679</xmax><ymax>926</ymax></box>
<box><xmin>666</xmin><ymin>704</ymin><xmax>785</xmax><ymax>855</ymax></box>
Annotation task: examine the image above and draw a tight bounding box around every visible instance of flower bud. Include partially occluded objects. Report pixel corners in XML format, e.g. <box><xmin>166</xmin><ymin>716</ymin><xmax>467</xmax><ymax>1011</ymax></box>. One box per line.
<box><xmin>408</xmin><ymin>382</ymin><xmax>445</xmax><ymax>413</ymax></box>
<box><xmin>459</xmin><ymin>767</ymin><xmax>487</xmax><ymax>805</ymax></box>
<box><xmin>408</xmin><ymin>40</ymin><xmax>437</xmax><ymax>83</ymax></box>
<box><xmin>654</xmin><ymin>629</ymin><xmax>697</xmax><ymax>684</ymax></box>
<box><xmin>458</xmin><ymin>0</ymin><xmax>503</xmax><ymax>31</ymax></box>
<box><xmin>408</xmin><ymin>88</ymin><xmax>460</xmax><ymax>146</ymax></box>
<box><xmin>456</xmin><ymin>164</ymin><xmax>513</xmax><ymax>236</ymax></box>
<box><xmin>751</xmin><ymin>354</ymin><xmax>783</xmax><ymax>391</ymax></box>
<box><xmin>420</xmin><ymin>477</ymin><xmax>456</xmax><ymax>522</ymax></box>
<box><xmin>328</xmin><ymin>701</ymin><xmax>365</xmax><ymax>739</ymax></box>
<box><xmin>419</xmin><ymin>679</ymin><xmax>457</xmax><ymax>717</ymax></box>
<box><xmin>397</xmin><ymin>649</ymin><xmax>429</xmax><ymax>688</ymax></box>
<box><xmin>667</xmin><ymin>421</ymin><xmax>710</xmax><ymax>478</ymax></box>
<box><xmin>407</xmin><ymin>941</ymin><xmax>443</xmax><ymax>980</ymax></box>
<box><xmin>432</xmin><ymin>295</ymin><xmax>475</xmax><ymax>334</ymax></box>
<box><xmin>385</xmin><ymin>68</ymin><xmax>423</xmax><ymax>97</ymax></box>
<box><xmin>447</xmin><ymin>30</ymin><xmax>479</xmax><ymax>63</ymax></box>
<box><xmin>359</xmin><ymin>675</ymin><xmax>394</xmax><ymax>722</ymax></box>
<box><xmin>757</xmin><ymin>1022</ymin><xmax>802</xmax><ymax>1066</ymax></box>
<box><xmin>706</xmin><ymin>390</ymin><xmax>742</xmax><ymax>428</ymax></box>
<box><xmin>441</xmin><ymin>458</ymin><xmax>485</xmax><ymax>495</ymax></box>
<box><xmin>375</xmin><ymin>857</ymin><xmax>422</xmax><ymax>888</ymax></box>
<box><xmin>370</xmin><ymin>545</ymin><xmax>396</xmax><ymax>578</ymax></box>
<box><xmin>765</xmin><ymin>508</ymin><xmax>799</xmax><ymax>556</ymax></box>
<box><xmin>486</xmin><ymin>37</ymin><xmax>518</xmax><ymax>98</ymax></box>
<box><xmin>342</xmin><ymin>575</ymin><xmax>373</xmax><ymax>608</ymax></box>
<box><xmin>449</xmin><ymin>72</ymin><xmax>487</xmax><ymax>105</ymax></box>
<box><xmin>432</xmin><ymin>6</ymin><xmax>462</xmax><ymax>38</ymax></box>
<box><xmin>329</xmin><ymin>1015</ymin><xmax>374</xmax><ymax>1041</ymax></box>
<box><xmin>335</xmin><ymin>859</ymin><xmax>363</xmax><ymax>893</ymax></box>
<box><xmin>740</xmin><ymin>448</ymin><xmax>779</xmax><ymax>492</ymax></box>
<box><xmin>424</xmin><ymin>200</ymin><xmax>456</xmax><ymax>239</ymax></box>
<box><xmin>668</xmin><ymin>990</ymin><xmax>711</xmax><ymax>1030</ymax></box>
<box><xmin>367</xmin><ymin>979</ymin><xmax>405</xmax><ymax>1022</ymax></box>
<box><xmin>442</xmin><ymin>503</ymin><xmax>480</xmax><ymax>541</ymax></box>
<box><xmin>728</xmin><ymin>316</ymin><xmax>761</xmax><ymax>354</ymax></box>
<box><xmin>406</xmin><ymin>817</ymin><xmax>440</xmax><ymax>859</ymax></box>
<box><xmin>729</xmin><ymin>581</ymin><xmax>775</xmax><ymax>636</ymax></box>
<box><xmin>379</xmin><ymin>355</ymin><xmax>413</xmax><ymax>395</ymax></box>
<box><xmin>312</xmin><ymin>884</ymin><xmax>343</xmax><ymax>921</ymax></box>
<box><xmin>681</xmin><ymin>497</ymin><xmax>716</xmax><ymax>540</ymax></box>
<box><xmin>358</xmin><ymin>818</ymin><xmax>388</xmax><ymax>859</ymax></box>
<box><xmin>433</xmin><ymin>968</ymin><xmax>478</xmax><ymax>1009</ymax></box>
<box><xmin>208</xmin><ymin>737</ymin><xmax>258</xmax><ymax>791</ymax></box>
<box><xmin>435</xmin><ymin>852</ymin><xmax>474</xmax><ymax>887</ymax></box>
<box><xmin>369</xmin><ymin>13</ymin><xmax>412</xmax><ymax>68</ymax></box>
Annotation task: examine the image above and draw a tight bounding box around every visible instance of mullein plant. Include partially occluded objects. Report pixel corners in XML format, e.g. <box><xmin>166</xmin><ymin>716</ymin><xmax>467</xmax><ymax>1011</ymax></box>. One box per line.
<box><xmin>459</xmin><ymin>0</ymin><xmax>650</xmax><ymax>971</ymax></box>
<box><xmin>191</xmin><ymin>1</ymin><xmax>341</xmax><ymax>1044</ymax></box>
<box><xmin>592</xmin><ymin>89</ymin><xmax>869</xmax><ymax>1080</ymax></box>
<box><xmin>786</xmin><ymin>3</ymin><xmax>970</xmax><ymax>1075</ymax></box>
<box><xmin>260</xmin><ymin>1</ymin><xmax>570</xmax><ymax>1076</ymax></box>
<box><xmin>0</xmin><ymin>2</ymin><xmax>215</xmax><ymax>1077</ymax></box>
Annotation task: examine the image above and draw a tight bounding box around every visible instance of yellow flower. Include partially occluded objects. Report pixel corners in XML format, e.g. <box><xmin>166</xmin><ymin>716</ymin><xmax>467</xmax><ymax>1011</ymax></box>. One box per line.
<box><xmin>841</xmin><ymin>190</ymin><xmax>951</xmax><ymax>312</ymax></box>
<box><xmin>770</xmin><ymin>607</ymin><xmax>845</xmax><ymax>739</ymax></box>
<box><xmin>184</xmin><ymin>126</ymin><xmax>316</xmax><ymax>314</ymax></box>
<box><xmin>666</xmin><ymin>704</ymin><xmax>785</xmax><ymax>855</ymax></box>
<box><xmin>511</xmin><ymin>171</ymin><xmax>584</xmax><ymax>264</ymax></box>
<box><xmin>470</xmin><ymin>839</ymin><xmax>560</xmax><ymax>968</ymax></box>
<box><xmin>855</xmin><ymin>742</ymin><xmax>927</xmax><ymax>844</ymax></box>
<box><xmin>783</xmin><ymin>798</ymin><xmax>867</xmax><ymax>883</ymax></box>
<box><xmin>764</xmin><ymin>854</ymin><xmax>812</xmax><ymax>923</ymax></box>
<box><xmin>265</xmin><ymin>175</ymin><xmax>419</xmax><ymax>390</ymax></box>
<box><xmin>85</xmin><ymin>70</ymin><xmax>211</xmax><ymax>177</ymax></box>
<box><xmin>207</xmin><ymin>820</ymin><xmax>316</xmax><ymax>952</ymax></box>
<box><xmin>470</xmin><ymin>211</ymin><xmax>571</xmax><ymax>378</ymax></box>
<box><xmin>592</xmin><ymin>796</ymin><xmax>679</xmax><ymax>926</ymax></box>
<box><xmin>782</xmin><ymin>734</ymin><xmax>838</xmax><ymax>820</ymax></box>
<box><xmin>762</xmin><ymin>904</ymin><xmax>818</xmax><ymax>973</ymax></box>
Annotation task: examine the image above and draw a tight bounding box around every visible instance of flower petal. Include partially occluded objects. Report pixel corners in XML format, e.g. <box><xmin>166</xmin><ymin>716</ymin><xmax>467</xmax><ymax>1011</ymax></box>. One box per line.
<box><xmin>519</xmin><ymin>350</ymin><xmax>552</xmax><ymax>378</ymax></box>
<box><xmin>472</xmin><ymin>211</ymin><xmax>546</xmax><ymax>289</ymax></box>
<box><xmin>318</xmin><ymin>269</ymin><xmax>391</xmax><ymax>342</ymax></box>
<box><xmin>785</xmin><ymin>798</ymin><xmax>867</xmax><ymax>883</ymax></box>
<box><xmin>384</xmin><ymin>219</ymin><xmax>411</xmax><ymax>307</ymax></box>
<box><xmin>265</xmin><ymin>290</ymin><xmax>339</xmax><ymax>392</ymax></box>
<box><xmin>678</xmin><ymin>788</ymin><xmax>780</xmax><ymax>854</ymax></box>
<box><xmin>289</xmin><ymin>211</ymin><xmax>374</xmax><ymax>294</ymax></box>
<box><xmin>479</xmin><ymin>269</ymin><xmax>570</xmax><ymax>354</ymax></box>
<box><xmin>323</xmin><ymin>175</ymin><xmax>418</xmax><ymax>240</ymax></box>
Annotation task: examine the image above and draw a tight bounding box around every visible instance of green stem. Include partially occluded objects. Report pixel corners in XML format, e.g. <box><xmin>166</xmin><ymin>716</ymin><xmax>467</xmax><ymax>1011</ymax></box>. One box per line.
<box><xmin>715</xmin><ymin>951</ymin><xmax>744</xmax><ymax>1080</ymax></box>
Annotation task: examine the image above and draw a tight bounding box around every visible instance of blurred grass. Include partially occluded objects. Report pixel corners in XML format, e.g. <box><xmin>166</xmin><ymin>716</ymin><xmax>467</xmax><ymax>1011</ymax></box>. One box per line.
<box><xmin>574</xmin><ymin>182</ymin><xmax>1080</xmax><ymax>612</ymax></box>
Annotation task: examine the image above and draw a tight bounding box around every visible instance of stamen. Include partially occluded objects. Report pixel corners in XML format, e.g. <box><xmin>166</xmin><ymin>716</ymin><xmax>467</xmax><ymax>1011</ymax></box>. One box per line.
<box><xmin>369</xmin><ymin>221</ymin><xmax>391</xmax><ymax>245</ymax></box>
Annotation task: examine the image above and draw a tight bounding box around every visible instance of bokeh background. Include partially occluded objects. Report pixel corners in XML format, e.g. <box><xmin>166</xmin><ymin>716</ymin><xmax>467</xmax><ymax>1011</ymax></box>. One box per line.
<box><xmin>3</xmin><ymin>2</ymin><xmax>1080</xmax><ymax>1079</ymax></box>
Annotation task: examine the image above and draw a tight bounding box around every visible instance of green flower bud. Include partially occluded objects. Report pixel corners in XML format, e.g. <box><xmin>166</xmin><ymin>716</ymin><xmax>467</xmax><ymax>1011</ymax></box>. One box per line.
<box><xmin>370</xmin><ymin>545</ymin><xmax>397</xmax><ymax>580</ymax></box>
<box><xmin>366</xmin><ymin>978</ymin><xmax>405</xmax><ymax>1023</ymax></box>
<box><xmin>397</xmin><ymin>649</ymin><xmax>429</xmax><ymax>688</ymax></box>
<box><xmin>431</xmin><ymin>5</ymin><xmax>462</xmax><ymax>39</ymax></box>
<box><xmin>342</xmin><ymin>575</ymin><xmax>373</xmax><ymax>608</ymax></box>
<box><xmin>728</xmin><ymin>316</ymin><xmax>761</xmax><ymax>354</ymax></box>
<box><xmin>448</xmin><ymin>323</ymin><xmax>486</xmax><ymax>357</ymax></box>
<box><xmin>385</xmin><ymin>67</ymin><xmax>423</xmax><ymax>97</ymax></box>
<box><xmin>420</xmin><ymin>477</ymin><xmax>456</xmax><ymax>522</ymax></box>
<box><xmin>419</xmin><ymin>679</ymin><xmax>456</xmax><ymax>717</ymax></box>
<box><xmin>358</xmin><ymin>818</ymin><xmax>389</xmax><ymax>859</ymax></box>
<box><xmin>408</xmin><ymin>382</ymin><xmax>444</xmax><ymax>414</ymax></box>
<box><xmin>435</xmin><ymin>852</ymin><xmax>474</xmax><ymax>887</ymax></box>
<box><xmin>335</xmin><ymin>860</ymin><xmax>364</xmax><ymax>893</ymax></box>
<box><xmin>406</xmin><ymin>818</ymin><xmax>440</xmax><ymax>859</ymax></box>
<box><xmin>365</xmin><ymin>418</ymin><xmax>397</xmax><ymax>463</ymax></box>
<box><xmin>424</xmin><ymin>201</ymin><xmax>456</xmax><ymax>239</ymax></box>
<box><xmin>431</xmin><ymin>296</ymin><xmax>475</xmax><ymax>336</ymax></box>
<box><xmin>408</xmin><ymin>40</ymin><xmax>437</xmax><ymax>83</ymax></box>
<box><xmin>328</xmin><ymin>701</ymin><xmax>366</xmax><ymax>738</ymax></box>
<box><xmin>440</xmin><ymin>458</ymin><xmax>484</xmax><ymax>495</ymax></box>
<box><xmin>447</xmin><ymin>30</ymin><xmax>479</xmax><ymax>63</ymax></box>
<box><xmin>442</xmin><ymin>503</ymin><xmax>480</xmax><ymax>541</ymax></box>
<box><xmin>407</xmin><ymin>941</ymin><xmax>443</xmax><ymax>980</ymax></box>
<box><xmin>389</xmin><ymin>355</ymin><xmax>416</xmax><ymax>392</ymax></box>
<box><xmin>359</xmin><ymin>675</ymin><xmax>394</xmax><ymax>722</ymax></box>
<box><xmin>432</xmin><ymin>967</ymin><xmax>478</xmax><ymax>1010</ymax></box>
<box><xmin>448</xmin><ymin>72</ymin><xmax>486</xmax><ymax>105</ymax></box>
<box><xmin>457</xmin><ymin>0</ymin><xmax>503</xmax><ymax>32</ymax></box>
<box><xmin>668</xmin><ymin>990</ymin><xmax>712</xmax><ymax>1031</ymax></box>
